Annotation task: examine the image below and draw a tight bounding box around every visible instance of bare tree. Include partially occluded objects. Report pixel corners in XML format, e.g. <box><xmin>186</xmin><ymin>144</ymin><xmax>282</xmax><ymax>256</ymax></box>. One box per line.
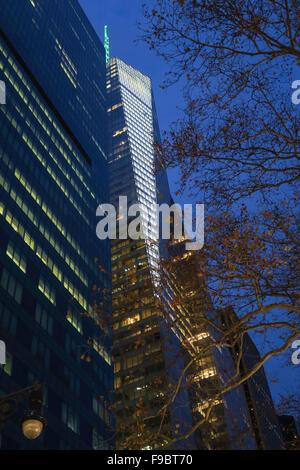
<box><xmin>139</xmin><ymin>0</ymin><xmax>300</xmax><ymax>203</ymax></box>
<box><xmin>108</xmin><ymin>0</ymin><xmax>300</xmax><ymax>449</ymax></box>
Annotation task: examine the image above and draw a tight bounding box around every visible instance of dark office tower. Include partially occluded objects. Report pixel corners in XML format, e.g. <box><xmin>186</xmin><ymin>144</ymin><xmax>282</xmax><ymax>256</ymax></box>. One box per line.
<box><xmin>165</xmin><ymin>239</ymin><xmax>258</xmax><ymax>450</ymax></box>
<box><xmin>220</xmin><ymin>307</ymin><xmax>284</xmax><ymax>450</ymax></box>
<box><xmin>107</xmin><ymin>58</ymin><xmax>195</xmax><ymax>450</ymax></box>
<box><xmin>278</xmin><ymin>415</ymin><xmax>300</xmax><ymax>450</ymax></box>
<box><xmin>0</xmin><ymin>0</ymin><xmax>113</xmax><ymax>450</ymax></box>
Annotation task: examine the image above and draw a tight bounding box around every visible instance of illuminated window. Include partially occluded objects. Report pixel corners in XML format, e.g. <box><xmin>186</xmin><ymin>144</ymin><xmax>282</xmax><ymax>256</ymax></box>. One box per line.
<box><xmin>66</xmin><ymin>308</ymin><xmax>82</xmax><ymax>334</ymax></box>
<box><xmin>121</xmin><ymin>313</ymin><xmax>140</xmax><ymax>327</ymax></box>
<box><xmin>93</xmin><ymin>339</ymin><xmax>111</xmax><ymax>365</ymax></box>
<box><xmin>38</xmin><ymin>275</ymin><xmax>56</xmax><ymax>305</ymax></box>
<box><xmin>195</xmin><ymin>367</ymin><xmax>217</xmax><ymax>381</ymax></box>
<box><xmin>114</xmin><ymin>377</ymin><xmax>121</xmax><ymax>389</ymax></box>
<box><xmin>6</xmin><ymin>241</ymin><xmax>27</xmax><ymax>273</ymax></box>
<box><xmin>190</xmin><ymin>332</ymin><xmax>210</xmax><ymax>342</ymax></box>
<box><xmin>113</xmin><ymin>127</ymin><xmax>127</xmax><ymax>137</ymax></box>
<box><xmin>124</xmin><ymin>353</ymin><xmax>143</xmax><ymax>370</ymax></box>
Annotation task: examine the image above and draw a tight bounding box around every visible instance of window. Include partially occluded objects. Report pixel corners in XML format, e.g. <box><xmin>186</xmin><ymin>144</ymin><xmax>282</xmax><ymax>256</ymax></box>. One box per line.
<box><xmin>65</xmin><ymin>333</ymin><xmax>79</xmax><ymax>360</ymax></box>
<box><xmin>0</xmin><ymin>351</ymin><xmax>13</xmax><ymax>376</ymax></box>
<box><xmin>63</xmin><ymin>365</ymin><xmax>80</xmax><ymax>396</ymax></box>
<box><xmin>0</xmin><ymin>301</ymin><xmax>17</xmax><ymax>335</ymax></box>
<box><xmin>121</xmin><ymin>313</ymin><xmax>140</xmax><ymax>327</ymax></box>
<box><xmin>92</xmin><ymin>396</ymin><xmax>111</xmax><ymax>427</ymax></box>
<box><xmin>145</xmin><ymin>342</ymin><xmax>161</xmax><ymax>356</ymax></box>
<box><xmin>114</xmin><ymin>377</ymin><xmax>121</xmax><ymax>389</ymax></box>
<box><xmin>28</xmin><ymin>372</ymin><xmax>48</xmax><ymax>407</ymax></box>
<box><xmin>93</xmin><ymin>396</ymin><xmax>104</xmax><ymax>419</ymax></box>
<box><xmin>123</xmin><ymin>353</ymin><xmax>143</xmax><ymax>370</ymax></box>
<box><xmin>35</xmin><ymin>303</ymin><xmax>53</xmax><ymax>335</ymax></box>
<box><xmin>66</xmin><ymin>308</ymin><xmax>82</xmax><ymax>334</ymax></box>
<box><xmin>38</xmin><ymin>275</ymin><xmax>56</xmax><ymax>305</ymax></box>
<box><xmin>6</xmin><ymin>241</ymin><xmax>27</xmax><ymax>273</ymax></box>
<box><xmin>195</xmin><ymin>367</ymin><xmax>217</xmax><ymax>381</ymax></box>
<box><xmin>0</xmin><ymin>268</ymin><xmax>23</xmax><ymax>304</ymax></box>
<box><xmin>62</xmin><ymin>402</ymin><xmax>79</xmax><ymax>433</ymax></box>
<box><xmin>31</xmin><ymin>336</ymin><xmax>50</xmax><ymax>369</ymax></box>
<box><xmin>93</xmin><ymin>339</ymin><xmax>112</xmax><ymax>365</ymax></box>
<box><xmin>92</xmin><ymin>428</ymin><xmax>108</xmax><ymax>450</ymax></box>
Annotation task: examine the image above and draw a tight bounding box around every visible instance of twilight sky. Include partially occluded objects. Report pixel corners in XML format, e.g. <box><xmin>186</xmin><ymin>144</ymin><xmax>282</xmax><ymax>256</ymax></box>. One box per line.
<box><xmin>78</xmin><ymin>0</ymin><xmax>299</xmax><ymax>414</ymax></box>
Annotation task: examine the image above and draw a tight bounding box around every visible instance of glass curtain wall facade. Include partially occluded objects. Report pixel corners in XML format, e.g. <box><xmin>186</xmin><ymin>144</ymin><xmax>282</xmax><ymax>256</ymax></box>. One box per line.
<box><xmin>166</xmin><ymin>239</ymin><xmax>259</xmax><ymax>450</ymax></box>
<box><xmin>0</xmin><ymin>0</ymin><xmax>113</xmax><ymax>450</ymax></box>
<box><xmin>220</xmin><ymin>307</ymin><xmax>284</xmax><ymax>450</ymax></box>
<box><xmin>107</xmin><ymin>58</ymin><xmax>195</xmax><ymax>450</ymax></box>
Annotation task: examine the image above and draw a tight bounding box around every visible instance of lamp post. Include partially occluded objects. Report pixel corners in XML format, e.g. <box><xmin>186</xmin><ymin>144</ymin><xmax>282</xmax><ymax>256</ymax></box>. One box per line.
<box><xmin>0</xmin><ymin>380</ymin><xmax>46</xmax><ymax>439</ymax></box>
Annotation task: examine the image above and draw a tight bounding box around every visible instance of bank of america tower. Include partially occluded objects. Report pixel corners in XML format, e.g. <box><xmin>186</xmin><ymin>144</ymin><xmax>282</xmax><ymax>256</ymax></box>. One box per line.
<box><xmin>107</xmin><ymin>58</ymin><xmax>195</xmax><ymax>449</ymax></box>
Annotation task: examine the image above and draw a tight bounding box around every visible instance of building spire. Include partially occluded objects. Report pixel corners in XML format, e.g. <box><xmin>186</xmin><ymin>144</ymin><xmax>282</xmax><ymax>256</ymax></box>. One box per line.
<box><xmin>104</xmin><ymin>25</ymin><xmax>110</xmax><ymax>64</ymax></box>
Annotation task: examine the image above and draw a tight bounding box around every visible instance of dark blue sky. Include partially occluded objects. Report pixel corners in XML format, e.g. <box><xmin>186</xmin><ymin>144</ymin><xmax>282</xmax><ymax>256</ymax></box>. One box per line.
<box><xmin>78</xmin><ymin>0</ymin><xmax>299</xmax><ymax>413</ymax></box>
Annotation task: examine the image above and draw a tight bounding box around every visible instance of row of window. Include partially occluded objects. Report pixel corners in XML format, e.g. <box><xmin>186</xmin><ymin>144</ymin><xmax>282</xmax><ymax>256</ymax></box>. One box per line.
<box><xmin>0</xmin><ymin>300</ymin><xmax>17</xmax><ymax>336</ymax></box>
<box><xmin>0</xmin><ymin>267</ymin><xmax>23</xmax><ymax>304</ymax></box>
<box><xmin>0</xmin><ymin>195</ymin><xmax>89</xmax><ymax>310</ymax></box>
<box><xmin>0</xmin><ymin>139</ymin><xmax>106</xmax><ymax>285</ymax></box>
<box><xmin>6</xmin><ymin>240</ymin><xmax>27</xmax><ymax>273</ymax></box>
<box><xmin>0</xmin><ymin>39</ymin><xmax>92</xmax><ymax>180</ymax></box>
<box><xmin>2</xmin><ymin>354</ymin><xmax>111</xmax><ymax>438</ymax></box>
<box><xmin>2</xmin><ymin>80</ymin><xmax>93</xmax><ymax>224</ymax></box>
<box><xmin>0</xmin><ymin>264</ymin><xmax>112</xmax><ymax>387</ymax></box>
<box><xmin>0</xmin><ymin>154</ymin><xmax>90</xmax><ymax>271</ymax></box>
<box><xmin>114</xmin><ymin>353</ymin><xmax>144</xmax><ymax>373</ymax></box>
<box><xmin>35</xmin><ymin>302</ymin><xmax>53</xmax><ymax>335</ymax></box>
<box><xmin>93</xmin><ymin>396</ymin><xmax>112</xmax><ymax>427</ymax></box>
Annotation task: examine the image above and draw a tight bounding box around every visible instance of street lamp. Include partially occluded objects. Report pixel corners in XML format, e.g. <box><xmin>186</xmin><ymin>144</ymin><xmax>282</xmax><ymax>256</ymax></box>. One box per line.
<box><xmin>0</xmin><ymin>380</ymin><xmax>46</xmax><ymax>439</ymax></box>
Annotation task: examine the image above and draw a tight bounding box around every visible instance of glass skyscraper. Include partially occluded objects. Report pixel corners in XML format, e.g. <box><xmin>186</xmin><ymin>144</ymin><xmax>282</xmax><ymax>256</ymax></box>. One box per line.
<box><xmin>105</xmin><ymin>54</ymin><xmax>264</xmax><ymax>449</ymax></box>
<box><xmin>107</xmin><ymin>57</ymin><xmax>195</xmax><ymax>450</ymax></box>
<box><xmin>0</xmin><ymin>0</ymin><xmax>113</xmax><ymax>449</ymax></box>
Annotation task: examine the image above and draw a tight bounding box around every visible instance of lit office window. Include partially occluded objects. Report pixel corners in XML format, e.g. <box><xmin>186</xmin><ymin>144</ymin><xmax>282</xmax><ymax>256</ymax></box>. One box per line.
<box><xmin>6</xmin><ymin>240</ymin><xmax>27</xmax><ymax>273</ymax></box>
<box><xmin>38</xmin><ymin>275</ymin><xmax>56</xmax><ymax>305</ymax></box>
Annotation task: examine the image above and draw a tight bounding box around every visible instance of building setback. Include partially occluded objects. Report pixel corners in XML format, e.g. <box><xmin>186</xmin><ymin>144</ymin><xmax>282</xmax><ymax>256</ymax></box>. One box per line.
<box><xmin>0</xmin><ymin>0</ymin><xmax>113</xmax><ymax>449</ymax></box>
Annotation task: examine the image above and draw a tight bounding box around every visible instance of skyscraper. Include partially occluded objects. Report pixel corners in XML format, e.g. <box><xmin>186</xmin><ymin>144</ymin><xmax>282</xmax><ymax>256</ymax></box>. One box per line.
<box><xmin>106</xmin><ymin>57</ymin><xmax>195</xmax><ymax>450</ymax></box>
<box><xmin>220</xmin><ymin>307</ymin><xmax>284</xmax><ymax>450</ymax></box>
<box><xmin>165</xmin><ymin>239</ymin><xmax>257</xmax><ymax>450</ymax></box>
<box><xmin>0</xmin><ymin>0</ymin><xmax>113</xmax><ymax>449</ymax></box>
<box><xmin>278</xmin><ymin>415</ymin><xmax>300</xmax><ymax>450</ymax></box>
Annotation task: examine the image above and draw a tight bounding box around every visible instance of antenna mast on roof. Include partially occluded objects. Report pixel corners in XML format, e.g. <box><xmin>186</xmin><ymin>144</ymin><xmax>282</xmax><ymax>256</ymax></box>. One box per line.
<box><xmin>104</xmin><ymin>25</ymin><xmax>110</xmax><ymax>64</ymax></box>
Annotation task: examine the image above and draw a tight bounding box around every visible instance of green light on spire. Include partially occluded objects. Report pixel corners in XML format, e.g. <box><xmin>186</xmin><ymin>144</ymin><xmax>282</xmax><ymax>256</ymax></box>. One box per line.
<box><xmin>104</xmin><ymin>25</ymin><xmax>110</xmax><ymax>64</ymax></box>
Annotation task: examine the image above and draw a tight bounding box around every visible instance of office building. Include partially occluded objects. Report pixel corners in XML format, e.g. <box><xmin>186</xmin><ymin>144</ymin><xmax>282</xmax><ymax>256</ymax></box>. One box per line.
<box><xmin>165</xmin><ymin>239</ymin><xmax>258</xmax><ymax>450</ymax></box>
<box><xmin>220</xmin><ymin>307</ymin><xmax>284</xmax><ymax>449</ymax></box>
<box><xmin>107</xmin><ymin>57</ymin><xmax>195</xmax><ymax>450</ymax></box>
<box><xmin>278</xmin><ymin>415</ymin><xmax>300</xmax><ymax>450</ymax></box>
<box><xmin>0</xmin><ymin>0</ymin><xmax>113</xmax><ymax>449</ymax></box>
